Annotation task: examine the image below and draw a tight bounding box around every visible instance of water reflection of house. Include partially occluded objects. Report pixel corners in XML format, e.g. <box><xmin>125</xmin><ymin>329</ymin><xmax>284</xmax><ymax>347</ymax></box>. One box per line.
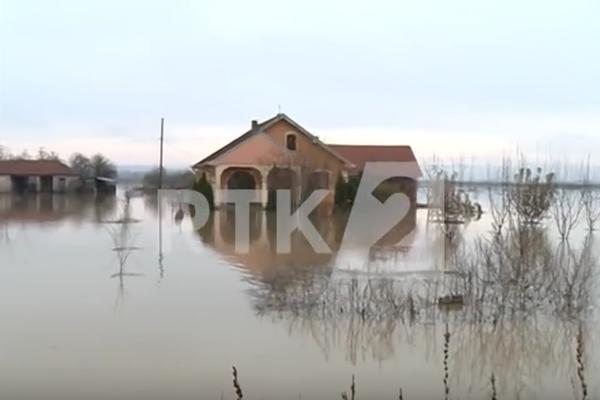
<box><xmin>0</xmin><ymin>194</ymin><xmax>117</xmax><ymax>224</ymax></box>
<box><xmin>197</xmin><ymin>210</ymin><xmax>342</xmax><ymax>277</ymax></box>
<box><xmin>192</xmin><ymin>113</ymin><xmax>421</xmax><ymax>214</ymax></box>
<box><xmin>195</xmin><ymin>207</ymin><xmax>418</xmax><ymax>279</ymax></box>
<box><xmin>0</xmin><ymin>160</ymin><xmax>79</xmax><ymax>193</ymax></box>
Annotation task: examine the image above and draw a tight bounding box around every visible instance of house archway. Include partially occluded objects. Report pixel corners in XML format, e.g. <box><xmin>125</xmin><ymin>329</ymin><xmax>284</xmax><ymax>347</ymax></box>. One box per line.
<box><xmin>267</xmin><ymin>167</ymin><xmax>298</xmax><ymax>209</ymax></box>
<box><xmin>220</xmin><ymin>167</ymin><xmax>263</xmax><ymax>204</ymax></box>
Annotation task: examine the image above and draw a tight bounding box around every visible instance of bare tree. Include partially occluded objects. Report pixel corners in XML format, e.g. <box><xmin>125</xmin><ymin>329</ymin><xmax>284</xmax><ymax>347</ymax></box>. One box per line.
<box><xmin>0</xmin><ymin>147</ymin><xmax>60</xmax><ymax>161</ymax></box>
<box><xmin>69</xmin><ymin>153</ymin><xmax>94</xmax><ymax>179</ymax></box>
<box><xmin>90</xmin><ymin>153</ymin><xmax>118</xmax><ymax>178</ymax></box>
<box><xmin>582</xmin><ymin>188</ymin><xmax>600</xmax><ymax>232</ymax></box>
<box><xmin>69</xmin><ymin>152</ymin><xmax>117</xmax><ymax>179</ymax></box>
<box><xmin>36</xmin><ymin>147</ymin><xmax>60</xmax><ymax>160</ymax></box>
<box><xmin>552</xmin><ymin>188</ymin><xmax>583</xmax><ymax>240</ymax></box>
<box><xmin>13</xmin><ymin>149</ymin><xmax>32</xmax><ymax>160</ymax></box>
<box><xmin>426</xmin><ymin>167</ymin><xmax>481</xmax><ymax>225</ymax></box>
<box><xmin>488</xmin><ymin>159</ymin><xmax>512</xmax><ymax>234</ymax></box>
<box><xmin>0</xmin><ymin>145</ymin><xmax>10</xmax><ymax>160</ymax></box>
<box><xmin>581</xmin><ymin>160</ymin><xmax>600</xmax><ymax>231</ymax></box>
<box><xmin>510</xmin><ymin>167</ymin><xmax>555</xmax><ymax>225</ymax></box>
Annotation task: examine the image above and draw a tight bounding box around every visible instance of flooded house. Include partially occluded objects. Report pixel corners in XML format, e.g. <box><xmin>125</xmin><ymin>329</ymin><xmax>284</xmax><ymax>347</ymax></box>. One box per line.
<box><xmin>0</xmin><ymin>160</ymin><xmax>79</xmax><ymax>193</ymax></box>
<box><xmin>192</xmin><ymin>113</ymin><xmax>421</xmax><ymax>214</ymax></box>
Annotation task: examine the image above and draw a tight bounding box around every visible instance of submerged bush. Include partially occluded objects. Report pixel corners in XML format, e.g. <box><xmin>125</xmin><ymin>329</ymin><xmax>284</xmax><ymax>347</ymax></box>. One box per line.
<box><xmin>334</xmin><ymin>174</ymin><xmax>349</xmax><ymax>208</ymax></box>
<box><xmin>428</xmin><ymin>169</ymin><xmax>482</xmax><ymax>224</ymax></box>
<box><xmin>510</xmin><ymin>167</ymin><xmax>555</xmax><ymax>225</ymax></box>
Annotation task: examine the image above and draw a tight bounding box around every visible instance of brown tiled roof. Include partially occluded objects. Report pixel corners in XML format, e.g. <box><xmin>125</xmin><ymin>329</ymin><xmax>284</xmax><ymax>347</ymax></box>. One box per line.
<box><xmin>327</xmin><ymin>145</ymin><xmax>422</xmax><ymax>177</ymax></box>
<box><xmin>0</xmin><ymin>160</ymin><xmax>78</xmax><ymax>176</ymax></box>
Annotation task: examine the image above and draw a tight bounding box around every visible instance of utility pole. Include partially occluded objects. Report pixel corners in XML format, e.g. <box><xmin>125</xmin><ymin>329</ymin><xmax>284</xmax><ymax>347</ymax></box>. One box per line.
<box><xmin>159</xmin><ymin>117</ymin><xmax>165</xmax><ymax>189</ymax></box>
<box><xmin>158</xmin><ymin>117</ymin><xmax>165</xmax><ymax>280</ymax></box>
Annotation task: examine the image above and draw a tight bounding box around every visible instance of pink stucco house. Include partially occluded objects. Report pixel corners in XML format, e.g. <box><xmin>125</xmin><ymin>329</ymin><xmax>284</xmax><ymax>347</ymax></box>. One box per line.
<box><xmin>192</xmin><ymin>113</ymin><xmax>421</xmax><ymax>214</ymax></box>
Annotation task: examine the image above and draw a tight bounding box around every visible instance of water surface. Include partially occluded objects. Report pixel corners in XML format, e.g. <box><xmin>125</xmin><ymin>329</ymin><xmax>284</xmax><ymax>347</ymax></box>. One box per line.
<box><xmin>0</xmin><ymin>191</ymin><xmax>598</xmax><ymax>399</ymax></box>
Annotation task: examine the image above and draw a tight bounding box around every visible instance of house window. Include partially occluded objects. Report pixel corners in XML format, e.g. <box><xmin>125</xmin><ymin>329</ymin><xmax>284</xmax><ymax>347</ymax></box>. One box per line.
<box><xmin>286</xmin><ymin>134</ymin><xmax>297</xmax><ymax>151</ymax></box>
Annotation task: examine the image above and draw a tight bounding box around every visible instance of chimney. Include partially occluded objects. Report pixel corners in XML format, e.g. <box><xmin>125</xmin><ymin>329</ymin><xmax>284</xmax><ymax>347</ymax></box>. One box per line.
<box><xmin>251</xmin><ymin>120</ymin><xmax>258</xmax><ymax>131</ymax></box>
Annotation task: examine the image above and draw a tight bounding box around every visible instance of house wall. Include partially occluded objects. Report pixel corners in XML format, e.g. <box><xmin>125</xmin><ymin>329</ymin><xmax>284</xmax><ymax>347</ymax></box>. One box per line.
<box><xmin>31</xmin><ymin>177</ymin><xmax>41</xmax><ymax>191</ymax></box>
<box><xmin>214</xmin><ymin>133</ymin><xmax>289</xmax><ymax>166</ymax></box>
<box><xmin>52</xmin><ymin>176</ymin><xmax>78</xmax><ymax>192</ymax></box>
<box><xmin>0</xmin><ymin>176</ymin><xmax>12</xmax><ymax>192</ymax></box>
<box><xmin>264</xmin><ymin>120</ymin><xmax>346</xmax><ymax>215</ymax></box>
<box><xmin>263</xmin><ymin>120</ymin><xmax>346</xmax><ymax>186</ymax></box>
<box><xmin>193</xmin><ymin>119</ymin><xmax>348</xmax><ymax>215</ymax></box>
<box><xmin>0</xmin><ymin>175</ymin><xmax>78</xmax><ymax>193</ymax></box>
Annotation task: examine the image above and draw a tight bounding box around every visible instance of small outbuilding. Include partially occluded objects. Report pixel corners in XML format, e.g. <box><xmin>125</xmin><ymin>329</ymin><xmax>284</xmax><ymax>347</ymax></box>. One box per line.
<box><xmin>0</xmin><ymin>160</ymin><xmax>79</xmax><ymax>193</ymax></box>
<box><xmin>94</xmin><ymin>177</ymin><xmax>117</xmax><ymax>195</ymax></box>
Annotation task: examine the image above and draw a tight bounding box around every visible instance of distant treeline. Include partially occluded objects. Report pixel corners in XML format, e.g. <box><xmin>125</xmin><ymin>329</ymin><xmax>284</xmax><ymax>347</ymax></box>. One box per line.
<box><xmin>421</xmin><ymin>155</ymin><xmax>600</xmax><ymax>186</ymax></box>
<box><xmin>419</xmin><ymin>179</ymin><xmax>600</xmax><ymax>190</ymax></box>
<box><xmin>141</xmin><ymin>167</ymin><xmax>196</xmax><ymax>189</ymax></box>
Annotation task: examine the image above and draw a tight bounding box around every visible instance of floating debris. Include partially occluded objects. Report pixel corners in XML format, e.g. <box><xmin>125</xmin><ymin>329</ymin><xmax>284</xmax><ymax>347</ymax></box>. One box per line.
<box><xmin>438</xmin><ymin>295</ymin><xmax>464</xmax><ymax>307</ymax></box>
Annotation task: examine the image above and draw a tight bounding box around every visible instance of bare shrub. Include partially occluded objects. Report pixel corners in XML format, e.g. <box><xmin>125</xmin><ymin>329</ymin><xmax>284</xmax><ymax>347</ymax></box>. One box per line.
<box><xmin>427</xmin><ymin>168</ymin><xmax>481</xmax><ymax>225</ymax></box>
<box><xmin>582</xmin><ymin>186</ymin><xmax>600</xmax><ymax>232</ymax></box>
<box><xmin>552</xmin><ymin>188</ymin><xmax>583</xmax><ymax>240</ymax></box>
<box><xmin>510</xmin><ymin>167</ymin><xmax>555</xmax><ymax>225</ymax></box>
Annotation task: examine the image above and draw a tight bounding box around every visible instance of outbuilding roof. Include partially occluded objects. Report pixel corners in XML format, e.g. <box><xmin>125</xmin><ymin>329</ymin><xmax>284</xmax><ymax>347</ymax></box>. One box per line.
<box><xmin>0</xmin><ymin>160</ymin><xmax>78</xmax><ymax>176</ymax></box>
<box><xmin>327</xmin><ymin>145</ymin><xmax>422</xmax><ymax>177</ymax></box>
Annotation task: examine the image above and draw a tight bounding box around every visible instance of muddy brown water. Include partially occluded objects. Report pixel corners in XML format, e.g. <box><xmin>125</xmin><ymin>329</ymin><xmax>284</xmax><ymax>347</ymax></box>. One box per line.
<box><xmin>0</xmin><ymin>191</ymin><xmax>598</xmax><ymax>399</ymax></box>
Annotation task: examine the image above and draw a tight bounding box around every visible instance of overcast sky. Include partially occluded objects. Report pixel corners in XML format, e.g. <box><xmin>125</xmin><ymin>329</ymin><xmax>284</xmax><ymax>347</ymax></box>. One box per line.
<box><xmin>1</xmin><ymin>0</ymin><xmax>599</xmax><ymax>168</ymax></box>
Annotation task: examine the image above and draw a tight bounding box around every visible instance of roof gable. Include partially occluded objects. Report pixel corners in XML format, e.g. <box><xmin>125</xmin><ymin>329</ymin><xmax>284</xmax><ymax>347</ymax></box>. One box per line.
<box><xmin>193</xmin><ymin>113</ymin><xmax>352</xmax><ymax>168</ymax></box>
<box><xmin>192</xmin><ymin>115</ymin><xmax>279</xmax><ymax>168</ymax></box>
<box><xmin>261</xmin><ymin>114</ymin><xmax>351</xmax><ymax>165</ymax></box>
<box><xmin>208</xmin><ymin>132</ymin><xmax>290</xmax><ymax>165</ymax></box>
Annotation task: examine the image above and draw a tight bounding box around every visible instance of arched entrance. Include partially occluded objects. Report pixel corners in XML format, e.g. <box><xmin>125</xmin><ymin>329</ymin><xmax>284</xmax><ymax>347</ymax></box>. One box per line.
<box><xmin>267</xmin><ymin>167</ymin><xmax>298</xmax><ymax>210</ymax></box>
<box><xmin>220</xmin><ymin>167</ymin><xmax>263</xmax><ymax>204</ymax></box>
<box><xmin>304</xmin><ymin>170</ymin><xmax>333</xmax><ymax>216</ymax></box>
<box><xmin>227</xmin><ymin>170</ymin><xmax>256</xmax><ymax>189</ymax></box>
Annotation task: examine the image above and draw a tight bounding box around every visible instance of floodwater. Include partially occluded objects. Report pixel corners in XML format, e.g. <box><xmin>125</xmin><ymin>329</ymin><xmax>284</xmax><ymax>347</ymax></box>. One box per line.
<box><xmin>0</xmin><ymin>190</ymin><xmax>598</xmax><ymax>400</ymax></box>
